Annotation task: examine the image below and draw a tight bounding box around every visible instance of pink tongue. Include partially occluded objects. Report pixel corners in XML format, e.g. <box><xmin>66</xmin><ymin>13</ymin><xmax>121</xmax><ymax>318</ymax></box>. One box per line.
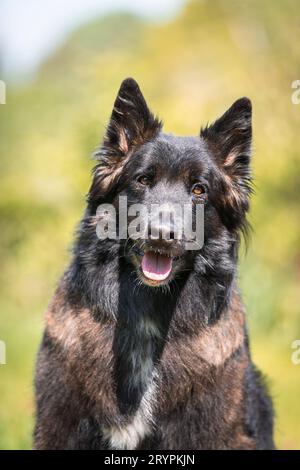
<box><xmin>141</xmin><ymin>251</ymin><xmax>172</xmax><ymax>281</ymax></box>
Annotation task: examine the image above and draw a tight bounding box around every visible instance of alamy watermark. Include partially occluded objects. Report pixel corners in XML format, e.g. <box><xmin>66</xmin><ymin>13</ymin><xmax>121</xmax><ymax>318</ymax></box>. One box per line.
<box><xmin>291</xmin><ymin>339</ymin><xmax>300</xmax><ymax>365</ymax></box>
<box><xmin>0</xmin><ymin>340</ymin><xmax>6</xmax><ymax>365</ymax></box>
<box><xmin>0</xmin><ymin>80</ymin><xmax>6</xmax><ymax>104</ymax></box>
<box><xmin>291</xmin><ymin>80</ymin><xmax>300</xmax><ymax>104</ymax></box>
<box><xmin>95</xmin><ymin>196</ymin><xmax>204</xmax><ymax>250</ymax></box>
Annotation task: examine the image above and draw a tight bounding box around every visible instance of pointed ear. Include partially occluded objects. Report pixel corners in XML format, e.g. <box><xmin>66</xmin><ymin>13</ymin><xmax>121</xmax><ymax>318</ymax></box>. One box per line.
<box><xmin>201</xmin><ymin>97</ymin><xmax>252</xmax><ymax>172</ymax></box>
<box><xmin>101</xmin><ymin>78</ymin><xmax>162</xmax><ymax>162</ymax></box>
<box><xmin>201</xmin><ymin>98</ymin><xmax>252</xmax><ymax>232</ymax></box>
<box><xmin>89</xmin><ymin>79</ymin><xmax>162</xmax><ymax>202</ymax></box>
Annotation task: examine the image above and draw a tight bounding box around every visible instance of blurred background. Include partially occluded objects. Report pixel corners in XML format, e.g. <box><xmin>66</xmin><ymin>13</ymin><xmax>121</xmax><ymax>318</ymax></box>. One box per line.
<box><xmin>0</xmin><ymin>0</ymin><xmax>300</xmax><ymax>450</ymax></box>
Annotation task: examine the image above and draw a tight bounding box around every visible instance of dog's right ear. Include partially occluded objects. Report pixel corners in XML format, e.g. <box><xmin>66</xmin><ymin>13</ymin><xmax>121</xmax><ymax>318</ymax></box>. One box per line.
<box><xmin>101</xmin><ymin>78</ymin><xmax>161</xmax><ymax>160</ymax></box>
<box><xmin>90</xmin><ymin>78</ymin><xmax>161</xmax><ymax>201</ymax></box>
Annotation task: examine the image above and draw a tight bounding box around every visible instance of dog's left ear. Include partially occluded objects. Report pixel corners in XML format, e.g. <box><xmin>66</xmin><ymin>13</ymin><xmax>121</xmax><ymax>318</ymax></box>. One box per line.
<box><xmin>201</xmin><ymin>97</ymin><xmax>252</xmax><ymax>177</ymax></box>
<box><xmin>201</xmin><ymin>98</ymin><xmax>252</xmax><ymax>229</ymax></box>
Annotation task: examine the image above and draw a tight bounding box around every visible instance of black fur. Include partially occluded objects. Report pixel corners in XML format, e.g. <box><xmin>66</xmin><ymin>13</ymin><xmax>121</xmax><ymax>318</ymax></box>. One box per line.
<box><xmin>34</xmin><ymin>78</ymin><xmax>274</xmax><ymax>450</ymax></box>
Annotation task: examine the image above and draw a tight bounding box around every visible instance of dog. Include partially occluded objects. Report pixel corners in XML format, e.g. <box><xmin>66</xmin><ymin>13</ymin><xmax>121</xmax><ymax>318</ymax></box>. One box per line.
<box><xmin>34</xmin><ymin>78</ymin><xmax>274</xmax><ymax>449</ymax></box>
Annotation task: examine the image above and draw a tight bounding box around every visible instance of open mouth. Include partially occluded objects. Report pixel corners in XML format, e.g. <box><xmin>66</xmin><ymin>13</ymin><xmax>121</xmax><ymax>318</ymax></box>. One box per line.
<box><xmin>132</xmin><ymin>246</ymin><xmax>181</xmax><ymax>285</ymax></box>
<box><xmin>141</xmin><ymin>251</ymin><xmax>173</xmax><ymax>281</ymax></box>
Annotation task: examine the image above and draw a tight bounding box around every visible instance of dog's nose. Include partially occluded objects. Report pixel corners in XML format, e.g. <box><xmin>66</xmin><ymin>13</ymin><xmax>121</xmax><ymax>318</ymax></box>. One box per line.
<box><xmin>168</xmin><ymin>228</ymin><xmax>175</xmax><ymax>241</ymax></box>
<box><xmin>148</xmin><ymin>215</ymin><xmax>177</xmax><ymax>243</ymax></box>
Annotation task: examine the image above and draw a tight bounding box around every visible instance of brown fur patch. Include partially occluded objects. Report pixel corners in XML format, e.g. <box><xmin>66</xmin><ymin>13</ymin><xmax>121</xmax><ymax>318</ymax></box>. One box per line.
<box><xmin>118</xmin><ymin>127</ymin><xmax>129</xmax><ymax>154</ymax></box>
<box><xmin>193</xmin><ymin>293</ymin><xmax>245</xmax><ymax>367</ymax></box>
<box><xmin>41</xmin><ymin>286</ymin><xmax>254</xmax><ymax>449</ymax></box>
<box><xmin>45</xmin><ymin>288</ymin><xmax>119</xmax><ymax>425</ymax></box>
<box><xmin>155</xmin><ymin>291</ymin><xmax>247</xmax><ymax>412</ymax></box>
<box><xmin>223</xmin><ymin>148</ymin><xmax>239</xmax><ymax>169</ymax></box>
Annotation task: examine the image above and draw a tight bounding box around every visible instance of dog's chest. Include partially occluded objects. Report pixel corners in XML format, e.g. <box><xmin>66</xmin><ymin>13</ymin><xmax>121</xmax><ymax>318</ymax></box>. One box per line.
<box><xmin>102</xmin><ymin>317</ymin><xmax>160</xmax><ymax>450</ymax></box>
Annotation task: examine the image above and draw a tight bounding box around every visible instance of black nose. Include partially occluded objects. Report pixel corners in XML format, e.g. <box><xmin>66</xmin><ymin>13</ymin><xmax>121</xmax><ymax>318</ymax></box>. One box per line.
<box><xmin>168</xmin><ymin>228</ymin><xmax>175</xmax><ymax>241</ymax></box>
<box><xmin>148</xmin><ymin>215</ymin><xmax>177</xmax><ymax>242</ymax></box>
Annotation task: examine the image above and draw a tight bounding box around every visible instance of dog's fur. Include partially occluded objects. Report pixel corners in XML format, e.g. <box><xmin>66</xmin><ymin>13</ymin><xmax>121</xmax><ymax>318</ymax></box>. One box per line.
<box><xmin>34</xmin><ymin>78</ymin><xmax>274</xmax><ymax>450</ymax></box>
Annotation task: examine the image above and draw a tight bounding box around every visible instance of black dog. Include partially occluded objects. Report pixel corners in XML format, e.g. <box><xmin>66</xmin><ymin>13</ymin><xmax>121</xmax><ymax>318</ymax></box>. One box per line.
<box><xmin>34</xmin><ymin>78</ymin><xmax>274</xmax><ymax>449</ymax></box>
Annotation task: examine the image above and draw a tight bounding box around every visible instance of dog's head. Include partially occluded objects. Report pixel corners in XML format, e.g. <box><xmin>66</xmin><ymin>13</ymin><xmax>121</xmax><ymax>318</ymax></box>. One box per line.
<box><xmin>88</xmin><ymin>78</ymin><xmax>252</xmax><ymax>287</ymax></box>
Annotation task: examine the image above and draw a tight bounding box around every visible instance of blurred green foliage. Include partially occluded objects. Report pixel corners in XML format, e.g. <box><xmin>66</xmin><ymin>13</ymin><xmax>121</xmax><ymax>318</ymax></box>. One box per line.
<box><xmin>0</xmin><ymin>0</ymin><xmax>300</xmax><ymax>450</ymax></box>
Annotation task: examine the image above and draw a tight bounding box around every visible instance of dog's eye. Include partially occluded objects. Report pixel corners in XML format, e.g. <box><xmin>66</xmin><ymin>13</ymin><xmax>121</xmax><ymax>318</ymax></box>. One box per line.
<box><xmin>192</xmin><ymin>183</ymin><xmax>206</xmax><ymax>197</ymax></box>
<box><xmin>137</xmin><ymin>175</ymin><xmax>151</xmax><ymax>186</ymax></box>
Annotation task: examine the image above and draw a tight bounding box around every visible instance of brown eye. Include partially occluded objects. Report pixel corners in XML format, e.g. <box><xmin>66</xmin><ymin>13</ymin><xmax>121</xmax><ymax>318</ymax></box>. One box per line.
<box><xmin>192</xmin><ymin>183</ymin><xmax>206</xmax><ymax>197</ymax></box>
<box><xmin>137</xmin><ymin>175</ymin><xmax>151</xmax><ymax>186</ymax></box>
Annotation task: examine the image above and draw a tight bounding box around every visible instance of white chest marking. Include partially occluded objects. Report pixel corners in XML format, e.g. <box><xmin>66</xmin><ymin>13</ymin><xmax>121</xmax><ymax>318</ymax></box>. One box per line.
<box><xmin>102</xmin><ymin>378</ymin><xmax>157</xmax><ymax>450</ymax></box>
<box><xmin>103</xmin><ymin>318</ymin><xmax>160</xmax><ymax>450</ymax></box>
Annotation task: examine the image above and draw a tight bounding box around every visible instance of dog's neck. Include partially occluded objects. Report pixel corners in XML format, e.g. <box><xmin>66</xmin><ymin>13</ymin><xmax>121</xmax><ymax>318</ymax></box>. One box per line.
<box><xmin>66</xmin><ymin>232</ymin><xmax>238</xmax><ymax>414</ymax></box>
